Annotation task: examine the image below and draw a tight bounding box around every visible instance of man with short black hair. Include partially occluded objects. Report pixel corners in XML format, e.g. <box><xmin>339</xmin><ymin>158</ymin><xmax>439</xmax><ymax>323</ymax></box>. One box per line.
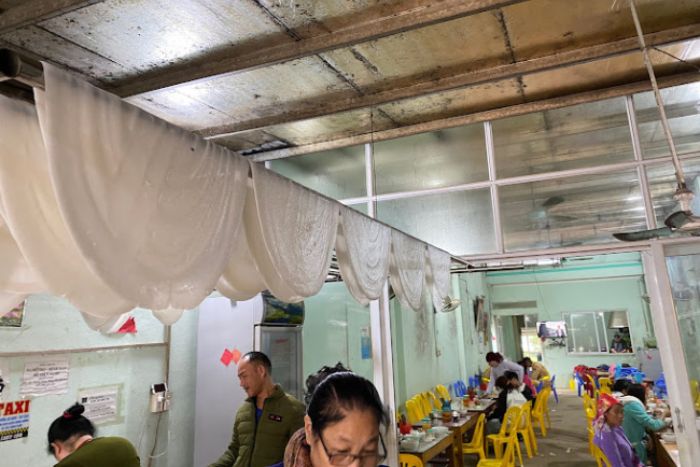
<box><xmin>209</xmin><ymin>351</ymin><xmax>304</xmax><ymax>467</ymax></box>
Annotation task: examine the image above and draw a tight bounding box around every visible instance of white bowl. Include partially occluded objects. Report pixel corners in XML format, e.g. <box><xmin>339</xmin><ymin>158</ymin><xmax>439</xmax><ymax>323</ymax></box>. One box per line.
<box><xmin>401</xmin><ymin>438</ymin><xmax>420</xmax><ymax>451</ymax></box>
<box><xmin>432</xmin><ymin>426</ymin><xmax>449</xmax><ymax>435</ymax></box>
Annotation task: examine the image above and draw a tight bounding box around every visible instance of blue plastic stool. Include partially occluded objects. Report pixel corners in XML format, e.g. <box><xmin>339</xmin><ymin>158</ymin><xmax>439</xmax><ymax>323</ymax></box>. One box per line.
<box><xmin>550</xmin><ymin>374</ymin><xmax>559</xmax><ymax>404</ymax></box>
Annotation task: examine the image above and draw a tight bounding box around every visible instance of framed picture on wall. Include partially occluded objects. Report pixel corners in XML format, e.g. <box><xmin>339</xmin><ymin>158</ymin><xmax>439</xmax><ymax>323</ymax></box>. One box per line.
<box><xmin>0</xmin><ymin>300</ymin><xmax>25</xmax><ymax>328</ymax></box>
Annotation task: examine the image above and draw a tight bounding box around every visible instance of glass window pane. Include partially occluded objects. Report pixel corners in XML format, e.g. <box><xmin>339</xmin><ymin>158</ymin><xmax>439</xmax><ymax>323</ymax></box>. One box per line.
<box><xmin>376</xmin><ymin>189</ymin><xmax>496</xmax><ymax>255</ymax></box>
<box><xmin>500</xmin><ymin>169</ymin><xmax>645</xmax><ymax>251</ymax></box>
<box><xmin>269</xmin><ymin>145</ymin><xmax>365</xmax><ymax>200</ymax></box>
<box><xmin>566</xmin><ymin>313</ymin><xmax>600</xmax><ymax>353</ymax></box>
<box><xmin>634</xmin><ymin>82</ymin><xmax>700</xmax><ymax>159</ymax></box>
<box><xmin>302</xmin><ymin>282</ymin><xmax>374</xmax><ymax>383</ymax></box>
<box><xmin>493</xmin><ymin>97</ymin><xmax>634</xmax><ymax>178</ymax></box>
<box><xmin>373</xmin><ymin>124</ymin><xmax>488</xmax><ymax>195</ymax></box>
<box><xmin>646</xmin><ymin>158</ymin><xmax>700</xmax><ymax>227</ymax></box>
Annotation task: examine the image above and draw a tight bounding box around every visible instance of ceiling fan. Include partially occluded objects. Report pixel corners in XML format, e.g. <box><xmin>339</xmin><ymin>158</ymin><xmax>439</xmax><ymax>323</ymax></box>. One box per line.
<box><xmin>529</xmin><ymin>196</ymin><xmax>577</xmax><ymax>230</ymax></box>
<box><xmin>613</xmin><ymin>0</ymin><xmax>698</xmax><ymax>242</ymax></box>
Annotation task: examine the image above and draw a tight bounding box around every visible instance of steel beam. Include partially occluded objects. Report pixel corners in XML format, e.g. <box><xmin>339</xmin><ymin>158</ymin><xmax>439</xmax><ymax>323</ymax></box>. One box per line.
<box><xmin>250</xmin><ymin>71</ymin><xmax>700</xmax><ymax>162</ymax></box>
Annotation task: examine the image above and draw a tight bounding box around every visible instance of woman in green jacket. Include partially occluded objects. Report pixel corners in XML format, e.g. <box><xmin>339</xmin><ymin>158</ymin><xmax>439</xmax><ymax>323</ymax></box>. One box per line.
<box><xmin>621</xmin><ymin>384</ymin><xmax>669</xmax><ymax>464</ymax></box>
<box><xmin>48</xmin><ymin>403</ymin><xmax>140</xmax><ymax>467</ymax></box>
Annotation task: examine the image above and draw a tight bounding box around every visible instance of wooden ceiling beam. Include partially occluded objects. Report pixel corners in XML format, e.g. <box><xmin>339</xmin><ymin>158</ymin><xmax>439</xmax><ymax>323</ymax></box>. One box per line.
<box><xmin>110</xmin><ymin>0</ymin><xmax>527</xmax><ymax>97</ymax></box>
<box><xmin>201</xmin><ymin>23</ymin><xmax>700</xmax><ymax>139</ymax></box>
<box><xmin>249</xmin><ymin>71</ymin><xmax>700</xmax><ymax>162</ymax></box>
<box><xmin>0</xmin><ymin>0</ymin><xmax>102</xmax><ymax>35</ymax></box>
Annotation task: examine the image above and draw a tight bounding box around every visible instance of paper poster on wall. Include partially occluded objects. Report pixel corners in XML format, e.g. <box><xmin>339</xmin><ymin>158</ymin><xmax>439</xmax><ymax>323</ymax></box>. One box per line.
<box><xmin>0</xmin><ymin>399</ymin><xmax>30</xmax><ymax>442</ymax></box>
<box><xmin>20</xmin><ymin>357</ymin><xmax>69</xmax><ymax>397</ymax></box>
<box><xmin>78</xmin><ymin>385</ymin><xmax>120</xmax><ymax>425</ymax></box>
<box><xmin>360</xmin><ymin>327</ymin><xmax>371</xmax><ymax>360</ymax></box>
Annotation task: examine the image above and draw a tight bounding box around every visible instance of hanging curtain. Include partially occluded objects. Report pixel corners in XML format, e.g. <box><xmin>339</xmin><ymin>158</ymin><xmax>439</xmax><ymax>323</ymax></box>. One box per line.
<box><xmin>425</xmin><ymin>245</ymin><xmax>452</xmax><ymax>311</ymax></box>
<box><xmin>246</xmin><ymin>161</ymin><xmax>338</xmax><ymax>302</ymax></box>
<box><xmin>389</xmin><ymin>231</ymin><xmax>425</xmax><ymax>311</ymax></box>
<box><xmin>336</xmin><ymin>206</ymin><xmax>391</xmax><ymax>305</ymax></box>
<box><xmin>0</xmin><ymin>94</ymin><xmax>134</xmax><ymax>325</ymax></box>
<box><xmin>35</xmin><ymin>63</ymin><xmax>249</xmax><ymax>313</ymax></box>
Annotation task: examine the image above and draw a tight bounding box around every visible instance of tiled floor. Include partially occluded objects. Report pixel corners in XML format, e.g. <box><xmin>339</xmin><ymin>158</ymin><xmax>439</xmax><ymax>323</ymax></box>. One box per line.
<box><xmin>462</xmin><ymin>389</ymin><xmax>596</xmax><ymax>467</ymax></box>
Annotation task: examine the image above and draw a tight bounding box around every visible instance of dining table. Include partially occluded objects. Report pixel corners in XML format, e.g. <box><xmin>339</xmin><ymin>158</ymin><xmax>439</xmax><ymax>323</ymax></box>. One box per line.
<box><xmin>651</xmin><ymin>432</ymin><xmax>680</xmax><ymax>467</ymax></box>
<box><xmin>399</xmin><ymin>430</ymin><xmax>456</xmax><ymax>467</ymax></box>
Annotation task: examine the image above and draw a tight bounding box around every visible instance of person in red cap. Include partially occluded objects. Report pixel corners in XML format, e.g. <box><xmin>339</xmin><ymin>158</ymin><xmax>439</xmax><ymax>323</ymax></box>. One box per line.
<box><xmin>592</xmin><ymin>393</ymin><xmax>643</xmax><ymax>467</ymax></box>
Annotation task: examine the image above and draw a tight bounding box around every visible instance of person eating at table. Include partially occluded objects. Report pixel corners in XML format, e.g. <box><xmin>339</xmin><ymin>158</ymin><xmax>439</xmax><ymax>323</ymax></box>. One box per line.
<box><xmin>485</xmin><ymin>352</ymin><xmax>523</xmax><ymax>395</ymax></box>
<box><xmin>620</xmin><ymin>383</ymin><xmax>670</xmax><ymax>464</ymax></box>
<box><xmin>485</xmin><ymin>372</ymin><xmax>529</xmax><ymax>435</ymax></box>
<box><xmin>519</xmin><ymin>357</ymin><xmax>550</xmax><ymax>387</ymax></box>
<box><xmin>593</xmin><ymin>393</ymin><xmax>643</xmax><ymax>467</ymax></box>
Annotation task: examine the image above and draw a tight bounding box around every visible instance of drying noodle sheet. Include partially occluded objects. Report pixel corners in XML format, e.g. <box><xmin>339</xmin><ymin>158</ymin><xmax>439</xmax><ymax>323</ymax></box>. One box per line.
<box><xmin>246</xmin><ymin>162</ymin><xmax>338</xmax><ymax>302</ymax></box>
<box><xmin>0</xmin><ymin>94</ymin><xmax>133</xmax><ymax>325</ymax></box>
<box><xmin>425</xmin><ymin>246</ymin><xmax>451</xmax><ymax>311</ymax></box>
<box><xmin>336</xmin><ymin>207</ymin><xmax>390</xmax><ymax>305</ymax></box>
<box><xmin>389</xmin><ymin>231</ymin><xmax>425</xmax><ymax>311</ymax></box>
<box><xmin>36</xmin><ymin>63</ymin><xmax>249</xmax><ymax>312</ymax></box>
<box><xmin>0</xmin><ymin>211</ymin><xmax>42</xmax><ymax>296</ymax></box>
<box><xmin>217</xmin><ymin>186</ymin><xmax>267</xmax><ymax>300</ymax></box>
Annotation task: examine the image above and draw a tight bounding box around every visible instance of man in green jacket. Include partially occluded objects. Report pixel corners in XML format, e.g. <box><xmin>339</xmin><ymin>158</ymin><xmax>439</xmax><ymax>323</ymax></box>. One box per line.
<box><xmin>210</xmin><ymin>351</ymin><xmax>304</xmax><ymax>467</ymax></box>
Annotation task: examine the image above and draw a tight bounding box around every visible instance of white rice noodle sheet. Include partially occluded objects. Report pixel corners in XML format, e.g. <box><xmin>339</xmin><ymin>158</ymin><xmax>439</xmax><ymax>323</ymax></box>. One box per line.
<box><xmin>0</xmin><ymin>94</ymin><xmax>133</xmax><ymax>327</ymax></box>
<box><xmin>36</xmin><ymin>63</ymin><xmax>248</xmax><ymax>315</ymax></box>
<box><xmin>389</xmin><ymin>231</ymin><xmax>425</xmax><ymax>312</ymax></box>
<box><xmin>425</xmin><ymin>245</ymin><xmax>452</xmax><ymax>311</ymax></box>
<box><xmin>217</xmin><ymin>186</ymin><xmax>267</xmax><ymax>301</ymax></box>
<box><xmin>246</xmin><ymin>162</ymin><xmax>338</xmax><ymax>302</ymax></box>
<box><xmin>336</xmin><ymin>207</ymin><xmax>390</xmax><ymax>305</ymax></box>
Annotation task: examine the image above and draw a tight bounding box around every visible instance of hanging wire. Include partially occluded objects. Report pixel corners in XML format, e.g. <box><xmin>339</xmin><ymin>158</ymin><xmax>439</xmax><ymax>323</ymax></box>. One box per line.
<box><xmin>629</xmin><ymin>0</ymin><xmax>686</xmax><ymax>189</ymax></box>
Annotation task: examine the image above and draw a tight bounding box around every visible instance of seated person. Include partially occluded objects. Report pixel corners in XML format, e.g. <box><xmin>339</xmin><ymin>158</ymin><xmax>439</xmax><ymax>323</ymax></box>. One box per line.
<box><xmin>48</xmin><ymin>403</ymin><xmax>140</xmax><ymax>467</ymax></box>
<box><xmin>621</xmin><ymin>384</ymin><xmax>669</xmax><ymax>464</ymax></box>
<box><xmin>521</xmin><ymin>357</ymin><xmax>550</xmax><ymax>386</ymax></box>
<box><xmin>611</xmin><ymin>379</ymin><xmax>631</xmax><ymax>398</ymax></box>
<box><xmin>610</xmin><ymin>333</ymin><xmax>631</xmax><ymax>353</ymax></box>
<box><xmin>593</xmin><ymin>394</ymin><xmax>643</xmax><ymax>467</ymax></box>
<box><xmin>486</xmin><ymin>372</ymin><xmax>529</xmax><ymax>435</ymax></box>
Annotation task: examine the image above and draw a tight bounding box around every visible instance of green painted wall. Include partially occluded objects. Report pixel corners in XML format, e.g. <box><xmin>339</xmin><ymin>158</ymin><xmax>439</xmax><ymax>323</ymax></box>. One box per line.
<box><xmin>486</xmin><ymin>253</ymin><xmax>651</xmax><ymax>388</ymax></box>
<box><xmin>0</xmin><ymin>294</ymin><xmax>198</xmax><ymax>467</ymax></box>
<box><xmin>390</xmin><ymin>273</ymin><xmax>489</xmax><ymax>409</ymax></box>
<box><xmin>301</xmin><ymin>282</ymin><xmax>373</xmax><ymax>383</ymax></box>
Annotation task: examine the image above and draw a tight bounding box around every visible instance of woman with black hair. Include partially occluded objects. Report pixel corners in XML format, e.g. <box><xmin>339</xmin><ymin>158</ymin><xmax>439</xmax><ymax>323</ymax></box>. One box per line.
<box><xmin>279</xmin><ymin>372</ymin><xmax>388</xmax><ymax>467</ymax></box>
<box><xmin>621</xmin><ymin>383</ymin><xmax>669</xmax><ymax>464</ymax></box>
<box><xmin>47</xmin><ymin>403</ymin><xmax>139</xmax><ymax>466</ymax></box>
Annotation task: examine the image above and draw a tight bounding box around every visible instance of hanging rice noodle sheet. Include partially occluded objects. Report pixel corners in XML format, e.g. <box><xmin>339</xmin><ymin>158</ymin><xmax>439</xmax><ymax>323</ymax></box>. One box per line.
<box><xmin>426</xmin><ymin>246</ymin><xmax>452</xmax><ymax>311</ymax></box>
<box><xmin>217</xmin><ymin>186</ymin><xmax>267</xmax><ymax>301</ymax></box>
<box><xmin>246</xmin><ymin>162</ymin><xmax>338</xmax><ymax>302</ymax></box>
<box><xmin>0</xmin><ymin>94</ymin><xmax>132</xmax><ymax>320</ymax></box>
<box><xmin>336</xmin><ymin>207</ymin><xmax>390</xmax><ymax>305</ymax></box>
<box><xmin>389</xmin><ymin>231</ymin><xmax>425</xmax><ymax>312</ymax></box>
<box><xmin>36</xmin><ymin>63</ymin><xmax>248</xmax><ymax>310</ymax></box>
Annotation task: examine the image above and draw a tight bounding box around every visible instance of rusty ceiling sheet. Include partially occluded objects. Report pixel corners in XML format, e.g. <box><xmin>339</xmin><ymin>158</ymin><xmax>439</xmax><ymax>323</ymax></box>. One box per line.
<box><xmin>521</xmin><ymin>40</ymin><xmax>698</xmax><ymax>99</ymax></box>
<box><xmin>503</xmin><ymin>0</ymin><xmax>700</xmax><ymax>61</ymax></box>
<box><xmin>262</xmin><ymin>108</ymin><xmax>395</xmax><ymax>146</ymax></box>
<box><xmin>213</xmin><ymin>129</ymin><xmax>290</xmax><ymax>154</ymax></box>
<box><xmin>130</xmin><ymin>55</ymin><xmax>358</xmax><ymax>130</ymax></box>
<box><xmin>34</xmin><ymin>0</ymin><xmax>290</xmax><ymax>79</ymax></box>
<box><xmin>253</xmin><ymin>0</ymin><xmax>407</xmax><ymax>38</ymax></box>
<box><xmin>0</xmin><ymin>25</ymin><xmax>129</xmax><ymax>82</ymax></box>
<box><xmin>318</xmin><ymin>12</ymin><xmax>511</xmax><ymax>91</ymax></box>
<box><xmin>378</xmin><ymin>79</ymin><xmax>524</xmax><ymax>125</ymax></box>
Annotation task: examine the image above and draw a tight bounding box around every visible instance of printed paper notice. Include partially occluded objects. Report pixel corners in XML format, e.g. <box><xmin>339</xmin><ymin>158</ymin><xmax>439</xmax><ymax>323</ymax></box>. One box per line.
<box><xmin>0</xmin><ymin>400</ymin><xmax>30</xmax><ymax>442</ymax></box>
<box><xmin>79</xmin><ymin>385</ymin><xmax>119</xmax><ymax>425</ymax></box>
<box><xmin>20</xmin><ymin>358</ymin><xmax>69</xmax><ymax>397</ymax></box>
